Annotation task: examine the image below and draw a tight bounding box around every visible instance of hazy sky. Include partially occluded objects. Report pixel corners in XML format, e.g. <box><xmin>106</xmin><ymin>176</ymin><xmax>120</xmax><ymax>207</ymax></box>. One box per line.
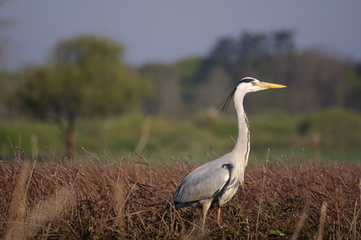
<box><xmin>2</xmin><ymin>0</ymin><xmax>361</xmax><ymax>70</ymax></box>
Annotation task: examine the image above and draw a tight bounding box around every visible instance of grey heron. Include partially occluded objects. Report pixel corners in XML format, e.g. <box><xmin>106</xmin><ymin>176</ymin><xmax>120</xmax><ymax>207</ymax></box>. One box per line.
<box><xmin>171</xmin><ymin>77</ymin><xmax>286</xmax><ymax>229</ymax></box>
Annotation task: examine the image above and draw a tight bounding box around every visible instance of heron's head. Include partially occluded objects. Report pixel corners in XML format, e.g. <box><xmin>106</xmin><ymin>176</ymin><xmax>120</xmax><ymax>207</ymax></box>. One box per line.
<box><xmin>237</xmin><ymin>77</ymin><xmax>286</xmax><ymax>93</ymax></box>
<box><xmin>219</xmin><ymin>77</ymin><xmax>286</xmax><ymax>111</ymax></box>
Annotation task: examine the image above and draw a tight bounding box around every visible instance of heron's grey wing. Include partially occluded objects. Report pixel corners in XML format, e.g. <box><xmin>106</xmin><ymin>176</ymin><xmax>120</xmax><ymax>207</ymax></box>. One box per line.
<box><xmin>172</xmin><ymin>161</ymin><xmax>230</xmax><ymax>203</ymax></box>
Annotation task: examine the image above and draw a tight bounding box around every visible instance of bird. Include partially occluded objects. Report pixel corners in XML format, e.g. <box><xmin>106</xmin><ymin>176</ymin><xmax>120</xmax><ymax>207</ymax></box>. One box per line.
<box><xmin>170</xmin><ymin>77</ymin><xmax>286</xmax><ymax>229</ymax></box>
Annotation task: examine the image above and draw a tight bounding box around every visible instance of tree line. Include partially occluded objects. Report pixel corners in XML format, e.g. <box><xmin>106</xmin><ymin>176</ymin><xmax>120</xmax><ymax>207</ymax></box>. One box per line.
<box><xmin>0</xmin><ymin>30</ymin><xmax>360</xmax><ymax>157</ymax></box>
<box><xmin>142</xmin><ymin>30</ymin><xmax>361</xmax><ymax>116</ymax></box>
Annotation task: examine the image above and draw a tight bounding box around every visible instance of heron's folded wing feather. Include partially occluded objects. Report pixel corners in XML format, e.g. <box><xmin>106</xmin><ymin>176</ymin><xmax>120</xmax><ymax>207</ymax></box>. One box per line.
<box><xmin>172</xmin><ymin>162</ymin><xmax>230</xmax><ymax>203</ymax></box>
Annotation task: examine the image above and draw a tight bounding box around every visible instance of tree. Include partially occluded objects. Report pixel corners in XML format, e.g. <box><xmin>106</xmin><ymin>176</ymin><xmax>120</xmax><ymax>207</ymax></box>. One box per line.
<box><xmin>343</xmin><ymin>65</ymin><xmax>361</xmax><ymax>110</ymax></box>
<box><xmin>18</xmin><ymin>35</ymin><xmax>152</xmax><ymax>158</ymax></box>
<box><xmin>141</xmin><ymin>64</ymin><xmax>185</xmax><ymax>117</ymax></box>
<box><xmin>287</xmin><ymin>50</ymin><xmax>347</xmax><ymax>112</ymax></box>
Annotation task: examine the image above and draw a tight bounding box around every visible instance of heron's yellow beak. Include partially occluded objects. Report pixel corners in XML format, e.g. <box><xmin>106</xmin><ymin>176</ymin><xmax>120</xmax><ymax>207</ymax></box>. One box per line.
<box><xmin>255</xmin><ymin>82</ymin><xmax>287</xmax><ymax>89</ymax></box>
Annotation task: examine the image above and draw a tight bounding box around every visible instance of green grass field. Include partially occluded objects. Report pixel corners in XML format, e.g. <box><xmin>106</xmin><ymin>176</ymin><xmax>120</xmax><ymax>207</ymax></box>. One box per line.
<box><xmin>1</xmin><ymin>109</ymin><xmax>360</xmax><ymax>163</ymax></box>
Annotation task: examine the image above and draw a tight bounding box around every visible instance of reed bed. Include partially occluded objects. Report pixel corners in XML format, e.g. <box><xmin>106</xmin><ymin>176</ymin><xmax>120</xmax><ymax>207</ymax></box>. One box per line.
<box><xmin>0</xmin><ymin>157</ymin><xmax>360</xmax><ymax>239</ymax></box>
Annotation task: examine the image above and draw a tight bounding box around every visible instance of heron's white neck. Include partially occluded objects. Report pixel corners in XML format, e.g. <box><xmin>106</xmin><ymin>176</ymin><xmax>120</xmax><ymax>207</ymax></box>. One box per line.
<box><xmin>232</xmin><ymin>91</ymin><xmax>250</xmax><ymax>166</ymax></box>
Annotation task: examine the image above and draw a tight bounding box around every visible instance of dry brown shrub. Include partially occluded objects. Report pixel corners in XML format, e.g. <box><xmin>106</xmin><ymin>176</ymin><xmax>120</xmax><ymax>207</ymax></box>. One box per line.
<box><xmin>0</xmin><ymin>158</ymin><xmax>360</xmax><ymax>239</ymax></box>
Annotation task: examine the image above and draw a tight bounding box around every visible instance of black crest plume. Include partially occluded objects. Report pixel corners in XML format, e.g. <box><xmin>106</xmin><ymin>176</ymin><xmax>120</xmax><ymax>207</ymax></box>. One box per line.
<box><xmin>218</xmin><ymin>77</ymin><xmax>256</xmax><ymax>111</ymax></box>
<box><xmin>218</xmin><ymin>86</ymin><xmax>237</xmax><ymax>111</ymax></box>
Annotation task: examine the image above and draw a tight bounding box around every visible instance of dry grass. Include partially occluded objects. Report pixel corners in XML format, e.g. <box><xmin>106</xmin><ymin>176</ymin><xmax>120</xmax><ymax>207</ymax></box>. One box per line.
<box><xmin>0</xmin><ymin>157</ymin><xmax>360</xmax><ymax>239</ymax></box>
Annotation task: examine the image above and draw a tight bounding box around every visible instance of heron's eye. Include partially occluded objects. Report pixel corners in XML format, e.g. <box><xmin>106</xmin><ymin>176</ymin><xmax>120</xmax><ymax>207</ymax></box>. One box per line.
<box><xmin>240</xmin><ymin>77</ymin><xmax>255</xmax><ymax>83</ymax></box>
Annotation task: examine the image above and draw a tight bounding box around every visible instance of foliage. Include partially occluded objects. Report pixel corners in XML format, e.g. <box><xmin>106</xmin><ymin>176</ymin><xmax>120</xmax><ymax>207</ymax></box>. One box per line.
<box><xmin>1</xmin><ymin>30</ymin><xmax>361</xmax><ymax>121</ymax></box>
<box><xmin>0</xmin><ymin>72</ymin><xmax>18</xmax><ymax>118</ymax></box>
<box><xmin>19</xmin><ymin>35</ymin><xmax>152</xmax><ymax>121</ymax></box>
<box><xmin>141</xmin><ymin>30</ymin><xmax>361</xmax><ymax>116</ymax></box>
<box><xmin>141</xmin><ymin>64</ymin><xmax>185</xmax><ymax>116</ymax></box>
<box><xmin>344</xmin><ymin>66</ymin><xmax>361</xmax><ymax>110</ymax></box>
<box><xmin>0</xmin><ymin>159</ymin><xmax>360</xmax><ymax>239</ymax></box>
<box><xmin>16</xmin><ymin>35</ymin><xmax>153</xmax><ymax>157</ymax></box>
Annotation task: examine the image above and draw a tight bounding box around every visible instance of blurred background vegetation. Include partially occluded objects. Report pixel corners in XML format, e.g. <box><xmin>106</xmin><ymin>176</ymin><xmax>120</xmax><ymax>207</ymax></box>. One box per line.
<box><xmin>0</xmin><ymin>26</ymin><xmax>360</xmax><ymax>162</ymax></box>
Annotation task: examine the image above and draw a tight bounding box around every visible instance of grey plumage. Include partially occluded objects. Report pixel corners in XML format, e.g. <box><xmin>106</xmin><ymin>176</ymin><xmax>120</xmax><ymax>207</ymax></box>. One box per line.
<box><xmin>170</xmin><ymin>77</ymin><xmax>286</xmax><ymax>229</ymax></box>
<box><xmin>173</xmin><ymin>157</ymin><xmax>236</xmax><ymax>208</ymax></box>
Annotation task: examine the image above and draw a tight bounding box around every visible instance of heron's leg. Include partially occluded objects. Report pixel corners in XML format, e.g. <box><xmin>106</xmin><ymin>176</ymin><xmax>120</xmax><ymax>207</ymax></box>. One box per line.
<box><xmin>201</xmin><ymin>201</ymin><xmax>211</xmax><ymax>229</ymax></box>
<box><xmin>216</xmin><ymin>207</ymin><xmax>222</xmax><ymax>227</ymax></box>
